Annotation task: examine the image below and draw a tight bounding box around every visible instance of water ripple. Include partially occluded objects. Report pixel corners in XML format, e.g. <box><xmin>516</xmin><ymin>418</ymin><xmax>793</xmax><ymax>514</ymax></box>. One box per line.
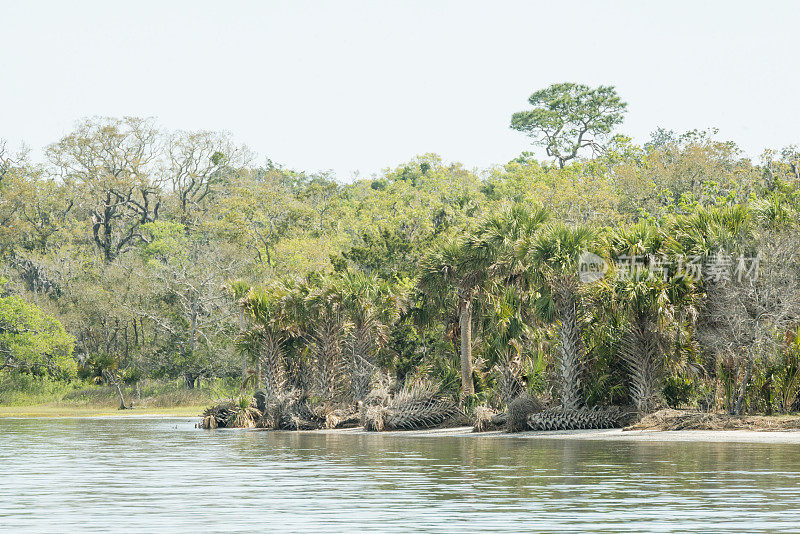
<box><xmin>1</xmin><ymin>418</ymin><xmax>800</xmax><ymax>533</ymax></box>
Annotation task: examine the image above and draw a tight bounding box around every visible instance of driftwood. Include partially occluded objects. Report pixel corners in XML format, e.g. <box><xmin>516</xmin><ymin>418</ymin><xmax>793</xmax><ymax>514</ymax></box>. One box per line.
<box><xmin>202</xmin><ymin>390</ymin><xmax>362</xmax><ymax>431</ymax></box>
<box><xmin>200</xmin><ymin>381</ymin><xmax>462</xmax><ymax>432</ymax></box>
<box><xmin>200</xmin><ymin>401</ymin><xmax>237</xmax><ymax>429</ymax></box>
<box><xmin>200</xmin><ymin>397</ymin><xmax>259</xmax><ymax>429</ymax></box>
<box><xmin>472</xmin><ymin>407</ymin><xmax>508</xmax><ymax>432</ymax></box>
<box><xmin>362</xmin><ymin>382</ymin><xmax>459</xmax><ymax>431</ymax></box>
<box><xmin>323</xmin><ymin>408</ymin><xmax>361</xmax><ymax>429</ymax></box>
<box><xmin>625</xmin><ymin>408</ymin><xmax>800</xmax><ymax>431</ymax></box>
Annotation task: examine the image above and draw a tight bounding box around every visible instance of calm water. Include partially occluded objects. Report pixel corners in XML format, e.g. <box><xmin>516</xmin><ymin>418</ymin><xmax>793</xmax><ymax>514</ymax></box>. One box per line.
<box><xmin>1</xmin><ymin>418</ymin><xmax>800</xmax><ymax>533</ymax></box>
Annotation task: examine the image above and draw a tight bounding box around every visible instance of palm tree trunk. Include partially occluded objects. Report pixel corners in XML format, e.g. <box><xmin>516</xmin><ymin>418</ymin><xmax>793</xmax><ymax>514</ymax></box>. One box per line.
<box><xmin>312</xmin><ymin>314</ymin><xmax>343</xmax><ymax>400</ymax></box>
<box><xmin>459</xmin><ymin>298</ymin><xmax>475</xmax><ymax>397</ymax></box>
<box><xmin>260</xmin><ymin>331</ymin><xmax>286</xmax><ymax>397</ymax></box>
<box><xmin>556</xmin><ymin>288</ymin><xmax>582</xmax><ymax>411</ymax></box>
<box><xmin>349</xmin><ymin>323</ymin><xmax>376</xmax><ymax>402</ymax></box>
<box><xmin>623</xmin><ymin>317</ymin><xmax>662</xmax><ymax>413</ymax></box>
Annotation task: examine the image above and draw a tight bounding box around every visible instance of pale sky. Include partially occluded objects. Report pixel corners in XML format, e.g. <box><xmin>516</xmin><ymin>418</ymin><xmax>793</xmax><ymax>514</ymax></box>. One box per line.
<box><xmin>1</xmin><ymin>1</ymin><xmax>798</xmax><ymax>179</ymax></box>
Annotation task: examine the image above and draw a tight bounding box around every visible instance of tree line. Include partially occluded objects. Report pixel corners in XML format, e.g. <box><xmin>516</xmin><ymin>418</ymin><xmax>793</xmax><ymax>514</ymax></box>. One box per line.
<box><xmin>2</xmin><ymin>84</ymin><xmax>800</xmax><ymax>417</ymax></box>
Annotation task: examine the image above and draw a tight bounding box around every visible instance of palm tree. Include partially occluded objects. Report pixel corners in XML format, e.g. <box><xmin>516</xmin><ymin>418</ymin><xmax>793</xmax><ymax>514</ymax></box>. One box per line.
<box><xmin>418</xmin><ymin>238</ymin><xmax>486</xmax><ymax>398</ymax></box>
<box><xmin>247</xmin><ymin>274</ymin><xmax>349</xmax><ymax>400</ymax></box>
<box><xmin>302</xmin><ymin>275</ymin><xmax>351</xmax><ymax>400</ymax></box>
<box><xmin>480</xmin><ymin>283</ymin><xmax>532</xmax><ymax>407</ymax></box>
<box><xmin>242</xmin><ymin>282</ymin><xmax>290</xmax><ymax>397</ymax></box>
<box><xmin>678</xmin><ymin>204</ymin><xmax>800</xmax><ymax>415</ymax></box>
<box><xmin>605</xmin><ymin>221</ymin><xmax>696</xmax><ymax>412</ymax></box>
<box><xmin>225</xmin><ymin>278</ymin><xmax>254</xmax><ymax>381</ymax></box>
<box><xmin>467</xmin><ymin>203</ymin><xmax>550</xmax><ymax>285</ymax></box>
<box><xmin>527</xmin><ymin>224</ymin><xmax>597</xmax><ymax>411</ymax></box>
<box><xmin>340</xmin><ymin>272</ymin><xmax>411</xmax><ymax>400</ymax></box>
<box><xmin>667</xmin><ymin>204</ymin><xmax>752</xmax><ymax>261</ymax></box>
<box><xmin>468</xmin><ymin>203</ymin><xmax>550</xmax><ymax>405</ymax></box>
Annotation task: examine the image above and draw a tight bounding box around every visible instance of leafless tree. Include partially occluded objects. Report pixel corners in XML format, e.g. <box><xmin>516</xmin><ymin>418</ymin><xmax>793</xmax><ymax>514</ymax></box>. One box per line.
<box><xmin>129</xmin><ymin>238</ymin><xmax>240</xmax><ymax>388</ymax></box>
<box><xmin>696</xmin><ymin>231</ymin><xmax>800</xmax><ymax>414</ymax></box>
<box><xmin>164</xmin><ymin>130</ymin><xmax>249</xmax><ymax>229</ymax></box>
<box><xmin>47</xmin><ymin>117</ymin><xmax>162</xmax><ymax>262</ymax></box>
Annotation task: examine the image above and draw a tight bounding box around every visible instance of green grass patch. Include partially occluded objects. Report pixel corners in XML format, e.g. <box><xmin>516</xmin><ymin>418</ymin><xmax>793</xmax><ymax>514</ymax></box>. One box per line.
<box><xmin>0</xmin><ymin>372</ymin><xmax>240</xmax><ymax>414</ymax></box>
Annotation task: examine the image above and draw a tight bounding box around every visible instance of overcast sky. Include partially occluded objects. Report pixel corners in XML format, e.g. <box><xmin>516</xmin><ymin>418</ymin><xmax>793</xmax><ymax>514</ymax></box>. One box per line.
<box><xmin>1</xmin><ymin>1</ymin><xmax>798</xmax><ymax>179</ymax></box>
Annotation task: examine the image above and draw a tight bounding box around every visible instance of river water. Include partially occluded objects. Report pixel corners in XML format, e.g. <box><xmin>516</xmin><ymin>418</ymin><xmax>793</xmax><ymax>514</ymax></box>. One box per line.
<box><xmin>1</xmin><ymin>417</ymin><xmax>799</xmax><ymax>533</ymax></box>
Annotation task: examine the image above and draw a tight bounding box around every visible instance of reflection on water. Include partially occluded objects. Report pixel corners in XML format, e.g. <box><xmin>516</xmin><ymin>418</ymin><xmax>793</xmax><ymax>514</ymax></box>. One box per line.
<box><xmin>1</xmin><ymin>417</ymin><xmax>798</xmax><ymax>533</ymax></box>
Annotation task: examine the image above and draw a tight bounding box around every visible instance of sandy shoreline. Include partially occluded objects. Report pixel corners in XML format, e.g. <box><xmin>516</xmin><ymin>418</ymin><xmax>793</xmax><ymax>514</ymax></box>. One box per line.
<box><xmin>4</xmin><ymin>411</ymin><xmax>800</xmax><ymax>443</ymax></box>
<box><xmin>300</xmin><ymin>425</ymin><xmax>800</xmax><ymax>444</ymax></box>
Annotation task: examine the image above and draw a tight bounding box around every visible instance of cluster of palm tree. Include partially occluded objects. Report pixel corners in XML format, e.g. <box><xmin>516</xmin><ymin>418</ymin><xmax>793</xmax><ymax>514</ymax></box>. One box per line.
<box><xmin>235</xmin><ymin>197</ymin><xmax>800</xmax><ymax>421</ymax></box>
<box><xmin>236</xmin><ymin>271</ymin><xmax>412</xmax><ymax>404</ymax></box>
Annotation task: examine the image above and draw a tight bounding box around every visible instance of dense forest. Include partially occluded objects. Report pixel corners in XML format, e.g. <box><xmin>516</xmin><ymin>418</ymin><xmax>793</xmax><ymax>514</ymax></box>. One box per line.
<box><xmin>2</xmin><ymin>84</ymin><xmax>799</xmax><ymax>426</ymax></box>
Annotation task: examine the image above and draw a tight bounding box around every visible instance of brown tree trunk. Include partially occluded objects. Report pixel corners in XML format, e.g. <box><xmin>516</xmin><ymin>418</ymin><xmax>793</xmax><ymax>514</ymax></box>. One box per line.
<box><xmin>238</xmin><ymin>307</ymin><xmax>247</xmax><ymax>381</ymax></box>
<box><xmin>732</xmin><ymin>362</ymin><xmax>753</xmax><ymax>415</ymax></box>
<box><xmin>459</xmin><ymin>298</ymin><xmax>474</xmax><ymax>398</ymax></box>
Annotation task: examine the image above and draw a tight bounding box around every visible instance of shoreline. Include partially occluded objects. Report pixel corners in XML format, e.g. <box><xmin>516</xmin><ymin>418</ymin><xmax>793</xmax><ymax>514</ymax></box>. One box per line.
<box><xmin>5</xmin><ymin>409</ymin><xmax>800</xmax><ymax>443</ymax></box>
<box><xmin>0</xmin><ymin>405</ymin><xmax>205</xmax><ymax>418</ymax></box>
<box><xmin>301</xmin><ymin>425</ymin><xmax>800</xmax><ymax>444</ymax></box>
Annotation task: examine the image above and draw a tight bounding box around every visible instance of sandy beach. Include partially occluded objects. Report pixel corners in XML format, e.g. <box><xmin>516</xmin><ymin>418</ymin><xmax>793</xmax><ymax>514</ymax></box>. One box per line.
<box><xmin>6</xmin><ymin>409</ymin><xmax>800</xmax><ymax>443</ymax></box>
<box><xmin>304</xmin><ymin>425</ymin><xmax>800</xmax><ymax>444</ymax></box>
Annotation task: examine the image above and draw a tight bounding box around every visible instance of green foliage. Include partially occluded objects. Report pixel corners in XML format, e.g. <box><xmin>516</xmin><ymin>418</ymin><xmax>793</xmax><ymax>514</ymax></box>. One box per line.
<box><xmin>0</xmin><ymin>372</ymin><xmax>86</xmax><ymax>405</ymax></box>
<box><xmin>0</xmin><ymin>278</ymin><xmax>76</xmax><ymax>377</ymax></box>
<box><xmin>140</xmin><ymin>221</ymin><xmax>189</xmax><ymax>261</ymax></box>
<box><xmin>0</xmin><ymin>373</ymin><xmax>238</xmax><ymax>408</ymax></box>
<box><xmin>334</xmin><ymin>228</ymin><xmax>415</xmax><ymax>280</ymax></box>
<box><xmin>511</xmin><ymin>83</ymin><xmax>627</xmax><ymax>168</ymax></box>
<box><xmin>522</xmin><ymin>349</ymin><xmax>549</xmax><ymax>396</ymax></box>
<box><xmin>663</xmin><ymin>375</ymin><xmax>695</xmax><ymax>408</ymax></box>
<box><xmin>2</xmin><ymin>110</ymin><xmax>800</xmax><ymax>417</ymax></box>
